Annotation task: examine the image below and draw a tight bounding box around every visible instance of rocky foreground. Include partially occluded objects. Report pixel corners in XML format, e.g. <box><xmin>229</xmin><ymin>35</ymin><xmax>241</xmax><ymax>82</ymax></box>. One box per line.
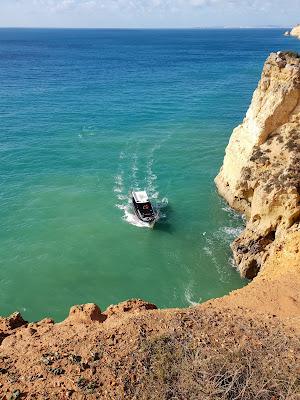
<box><xmin>1</xmin><ymin>53</ymin><xmax>300</xmax><ymax>399</ymax></box>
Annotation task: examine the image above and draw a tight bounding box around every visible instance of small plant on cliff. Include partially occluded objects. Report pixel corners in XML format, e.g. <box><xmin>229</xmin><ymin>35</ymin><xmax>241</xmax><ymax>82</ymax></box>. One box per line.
<box><xmin>250</xmin><ymin>146</ymin><xmax>270</xmax><ymax>165</ymax></box>
<box><xmin>282</xmin><ymin>50</ymin><xmax>300</xmax><ymax>58</ymax></box>
<box><xmin>284</xmin><ymin>139</ymin><xmax>300</xmax><ymax>152</ymax></box>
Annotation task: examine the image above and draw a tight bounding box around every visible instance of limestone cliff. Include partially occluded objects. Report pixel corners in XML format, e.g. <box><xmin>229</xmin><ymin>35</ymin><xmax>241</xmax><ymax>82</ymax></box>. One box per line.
<box><xmin>215</xmin><ymin>51</ymin><xmax>300</xmax><ymax>278</ymax></box>
<box><xmin>290</xmin><ymin>25</ymin><xmax>300</xmax><ymax>39</ymax></box>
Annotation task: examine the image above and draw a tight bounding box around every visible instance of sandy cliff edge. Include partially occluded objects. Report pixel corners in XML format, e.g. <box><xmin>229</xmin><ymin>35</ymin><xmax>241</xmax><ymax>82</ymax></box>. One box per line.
<box><xmin>1</xmin><ymin>53</ymin><xmax>300</xmax><ymax>399</ymax></box>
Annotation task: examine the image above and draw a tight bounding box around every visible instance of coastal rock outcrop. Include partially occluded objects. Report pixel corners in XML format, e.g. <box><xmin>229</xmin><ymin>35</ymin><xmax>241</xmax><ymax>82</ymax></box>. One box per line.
<box><xmin>67</xmin><ymin>303</ymin><xmax>105</xmax><ymax>323</ymax></box>
<box><xmin>0</xmin><ymin>312</ymin><xmax>28</xmax><ymax>345</ymax></box>
<box><xmin>290</xmin><ymin>24</ymin><xmax>300</xmax><ymax>39</ymax></box>
<box><xmin>215</xmin><ymin>228</ymin><xmax>300</xmax><ymax>319</ymax></box>
<box><xmin>215</xmin><ymin>51</ymin><xmax>300</xmax><ymax>278</ymax></box>
<box><xmin>104</xmin><ymin>299</ymin><xmax>157</xmax><ymax>318</ymax></box>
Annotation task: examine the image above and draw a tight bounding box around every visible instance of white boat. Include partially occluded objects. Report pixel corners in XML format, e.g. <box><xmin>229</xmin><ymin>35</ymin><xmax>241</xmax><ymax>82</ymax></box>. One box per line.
<box><xmin>131</xmin><ymin>191</ymin><xmax>157</xmax><ymax>227</ymax></box>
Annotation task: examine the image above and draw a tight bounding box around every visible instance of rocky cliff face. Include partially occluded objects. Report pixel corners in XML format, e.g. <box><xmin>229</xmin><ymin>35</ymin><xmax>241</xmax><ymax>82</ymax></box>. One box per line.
<box><xmin>215</xmin><ymin>52</ymin><xmax>300</xmax><ymax>278</ymax></box>
<box><xmin>290</xmin><ymin>25</ymin><xmax>300</xmax><ymax>39</ymax></box>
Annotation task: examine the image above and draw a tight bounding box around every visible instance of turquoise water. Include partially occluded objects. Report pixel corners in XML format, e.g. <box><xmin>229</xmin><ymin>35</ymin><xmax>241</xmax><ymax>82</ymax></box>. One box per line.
<box><xmin>1</xmin><ymin>29</ymin><xmax>299</xmax><ymax>322</ymax></box>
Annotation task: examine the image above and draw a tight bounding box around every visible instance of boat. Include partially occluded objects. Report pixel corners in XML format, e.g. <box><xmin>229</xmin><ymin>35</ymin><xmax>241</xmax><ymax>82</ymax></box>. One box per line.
<box><xmin>131</xmin><ymin>191</ymin><xmax>157</xmax><ymax>226</ymax></box>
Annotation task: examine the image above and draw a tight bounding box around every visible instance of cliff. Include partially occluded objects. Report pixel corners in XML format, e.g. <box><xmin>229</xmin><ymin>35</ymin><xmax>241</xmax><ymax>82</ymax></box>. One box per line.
<box><xmin>215</xmin><ymin>51</ymin><xmax>300</xmax><ymax>278</ymax></box>
<box><xmin>0</xmin><ymin>286</ymin><xmax>299</xmax><ymax>399</ymax></box>
<box><xmin>290</xmin><ymin>25</ymin><xmax>300</xmax><ymax>39</ymax></box>
<box><xmin>1</xmin><ymin>53</ymin><xmax>300</xmax><ymax>399</ymax></box>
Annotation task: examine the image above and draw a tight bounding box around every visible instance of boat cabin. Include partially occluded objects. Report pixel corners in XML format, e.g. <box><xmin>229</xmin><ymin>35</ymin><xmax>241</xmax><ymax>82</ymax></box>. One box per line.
<box><xmin>132</xmin><ymin>191</ymin><xmax>156</xmax><ymax>223</ymax></box>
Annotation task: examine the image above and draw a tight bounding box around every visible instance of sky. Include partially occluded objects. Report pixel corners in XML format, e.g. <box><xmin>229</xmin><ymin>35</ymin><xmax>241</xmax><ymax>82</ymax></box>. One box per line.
<box><xmin>0</xmin><ymin>0</ymin><xmax>299</xmax><ymax>28</ymax></box>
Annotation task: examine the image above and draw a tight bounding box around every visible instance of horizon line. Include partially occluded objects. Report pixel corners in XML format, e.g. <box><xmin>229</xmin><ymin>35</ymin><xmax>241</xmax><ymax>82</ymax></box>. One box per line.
<box><xmin>0</xmin><ymin>26</ymin><xmax>290</xmax><ymax>30</ymax></box>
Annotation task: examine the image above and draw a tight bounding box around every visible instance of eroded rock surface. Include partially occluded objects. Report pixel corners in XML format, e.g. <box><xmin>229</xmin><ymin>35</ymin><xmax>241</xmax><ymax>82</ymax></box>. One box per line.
<box><xmin>215</xmin><ymin>52</ymin><xmax>300</xmax><ymax>278</ymax></box>
<box><xmin>103</xmin><ymin>299</ymin><xmax>157</xmax><ymax>318</ymax></box>
<box><xmin>67</xmin><ymin>303</ymin><xmax>105</xmax><ymax>323</ymax></box>
<box><xmin>290</xmin><ymin>25</ymin><xmax>300</xmax><ymax>39</ymax></box>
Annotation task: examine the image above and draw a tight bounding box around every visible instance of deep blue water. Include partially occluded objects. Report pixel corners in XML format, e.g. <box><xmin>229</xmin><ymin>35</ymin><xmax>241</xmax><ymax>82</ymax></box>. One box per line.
<box><xmin>0</xmin><ymin>28</ymin><xmax>299</xmax><ymax>321</ymax></box>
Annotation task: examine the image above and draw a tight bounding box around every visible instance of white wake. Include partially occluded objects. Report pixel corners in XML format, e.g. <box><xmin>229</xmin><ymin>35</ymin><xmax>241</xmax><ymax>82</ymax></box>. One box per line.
<box><xmin>114</xmin><ymin>135</ymin><xmax>171</xmax><ymax>228</ymax></box>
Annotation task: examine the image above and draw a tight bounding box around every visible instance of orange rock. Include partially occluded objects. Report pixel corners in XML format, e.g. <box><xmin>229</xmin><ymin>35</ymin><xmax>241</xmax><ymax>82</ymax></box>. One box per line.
<box><xmin>104</xmin><ymin>299</ymin><xmax>157</xmax><ymax>318</ymax></box>
<box><xmin>67</xmin><ymin>303</ymin><xmax>105</xmax><ymax>323</ymax></box>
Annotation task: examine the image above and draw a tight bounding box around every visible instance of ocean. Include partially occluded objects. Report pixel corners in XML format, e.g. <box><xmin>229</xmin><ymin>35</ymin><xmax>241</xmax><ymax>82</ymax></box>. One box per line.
<box><xmin>1</xmin><ymin>28</ymin><xmax>299</xmax><ymax>322</ymax></box>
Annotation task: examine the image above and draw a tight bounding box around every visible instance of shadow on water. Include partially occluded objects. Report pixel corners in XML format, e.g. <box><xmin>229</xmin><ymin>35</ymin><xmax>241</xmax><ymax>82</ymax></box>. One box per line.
<box><xmin>154</xmin><ymin>203</ymin><xmax>174</xmax><ymax>234</ymax></box>
<box><xmin>154</xmin><ymin>220</ymin><xmax>174</xmax><ymax>234</ymax></box>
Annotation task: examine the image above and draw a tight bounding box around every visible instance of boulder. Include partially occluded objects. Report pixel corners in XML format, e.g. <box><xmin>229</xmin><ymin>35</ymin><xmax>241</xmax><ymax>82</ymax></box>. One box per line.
<box><xmin>67</xmin><ymin>303</ymin><xmax>105</xmax><ymax>323</ymax></box>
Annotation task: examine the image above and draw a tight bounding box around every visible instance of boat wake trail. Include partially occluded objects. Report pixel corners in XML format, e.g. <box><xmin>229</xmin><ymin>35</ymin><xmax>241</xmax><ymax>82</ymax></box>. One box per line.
<box><xmin>114</xmin><ymin>135</ymin><xmax>170</xmax><ymax>228</ymax></box>
<box><xmin>114</xmin><ymin>143</ymin><xmax>152</xmax><ymax>228</ymax></box>
<box><xmin>144</xmin><ymin>142</ymin><xmax>161</xmax><ymax>200</ymax></box>
<box><xmin>122</xmin><ymin>206</ymin><xmax>154</xmax><ymax>228</ymax></box>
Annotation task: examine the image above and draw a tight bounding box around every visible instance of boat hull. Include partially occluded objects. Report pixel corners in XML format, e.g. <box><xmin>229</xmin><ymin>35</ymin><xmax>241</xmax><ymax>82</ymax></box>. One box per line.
<box><xmin>132</xmin><ymin>201</ymin><xmax>157</xmax><ymax>227</ymax></box>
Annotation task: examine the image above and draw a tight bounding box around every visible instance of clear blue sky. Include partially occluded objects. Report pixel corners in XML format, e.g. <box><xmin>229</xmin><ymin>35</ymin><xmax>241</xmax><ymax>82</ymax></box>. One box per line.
<box><xmin>0</xmin><ymin>0</ymin><xmax>299</xmax><ymax>28</ymax></box>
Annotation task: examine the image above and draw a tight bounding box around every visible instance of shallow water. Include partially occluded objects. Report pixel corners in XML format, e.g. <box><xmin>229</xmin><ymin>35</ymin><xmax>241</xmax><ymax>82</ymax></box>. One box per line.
<box><xmin>1</xmin><ymin>28</ymin><xmax>299</xmax><ymax>321</ymax></box>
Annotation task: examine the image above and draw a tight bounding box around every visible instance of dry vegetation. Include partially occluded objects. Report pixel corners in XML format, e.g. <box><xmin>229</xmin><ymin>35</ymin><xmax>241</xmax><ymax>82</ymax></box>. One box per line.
<box><xmin>0</xmin><ymin>305</ymin><xmax>299</xmax><ymax>399</ymax></box>
<box><xmin>121</xmin><ymin>314</ymin><xmax>300</xmax><ymax>400</ymax></box>
<box><xmin>0</xmin><ymin>298</ymin><xmax>300</xmax><ymax>399</ymax></box>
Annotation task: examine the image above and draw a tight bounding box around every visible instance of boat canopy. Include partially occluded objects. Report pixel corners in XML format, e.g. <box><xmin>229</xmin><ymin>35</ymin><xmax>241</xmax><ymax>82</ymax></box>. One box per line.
<box><xmin>132</xmin><ymin>191</ymin><xmax>149</xmax><ymax>204</ymax></box>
